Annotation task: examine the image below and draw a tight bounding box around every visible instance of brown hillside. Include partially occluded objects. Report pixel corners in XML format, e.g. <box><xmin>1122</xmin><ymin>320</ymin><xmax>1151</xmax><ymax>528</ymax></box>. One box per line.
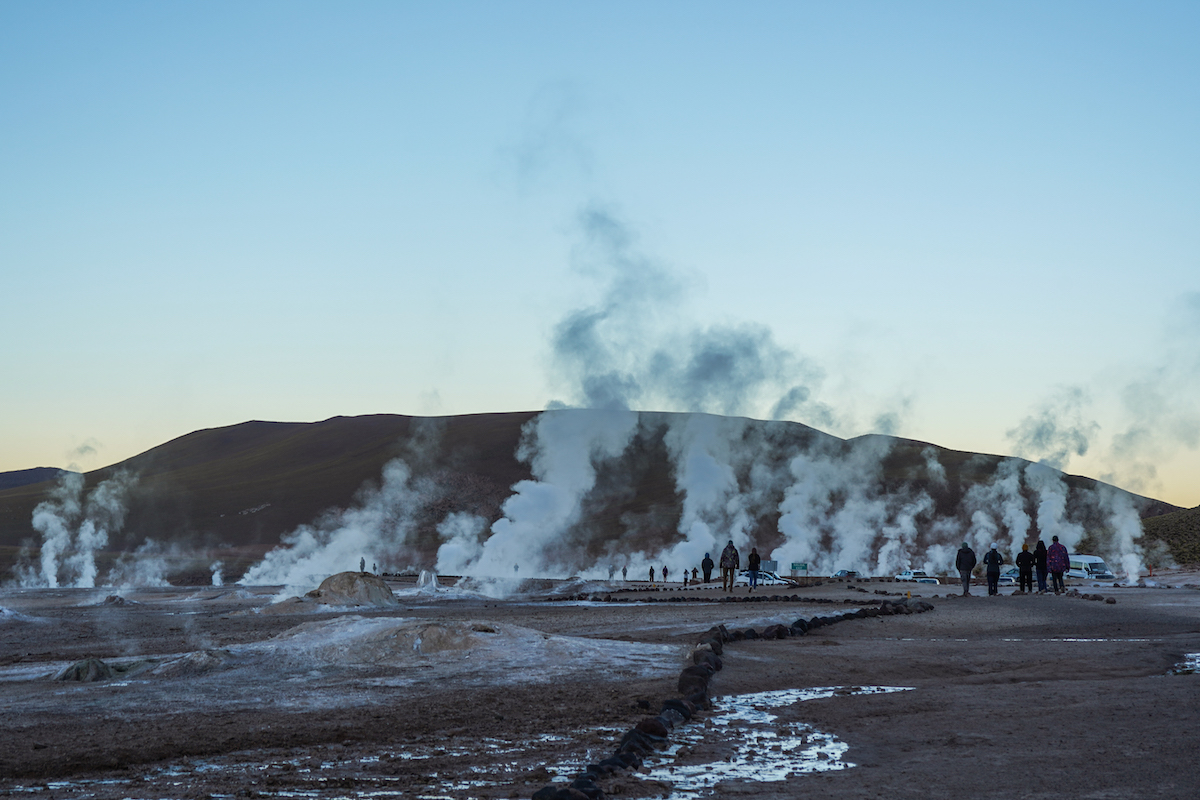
<box><xmin>0</xmin><ymin>411</ymin><xmax>1184</xmax><ymax>581</ymax></box>
<box><xmin>1142</xmin><ymin>505</ymin><xmax>1200</xmax><ymax>565</ymax></box>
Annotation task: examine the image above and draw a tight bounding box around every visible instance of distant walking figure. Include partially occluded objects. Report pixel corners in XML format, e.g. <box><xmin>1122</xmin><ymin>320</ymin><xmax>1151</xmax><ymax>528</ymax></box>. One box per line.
<box><xmin>1015</xmin><ymin>544</ymin><xmax>1034</xmax><ymax>593</ymax></box>
<box><xmin>983</xmin><ymin>543</ymin><xmax>1004</xmax><ymax>596</ymax></box>
<box><xmin>747</xmin><ymin>547</ymin><xmax>761</xmax><ymax>593</ymax></box>
<box><xmin>720</xmin><ymin>540</ymin><xmax>740</xmax><ymax>592</ymax></box>
<box><xmin>1034</xmin><ymin>541</ymin><xmax>1049</xmax><ymax>593</ymax></box>
<box><xmin>622</xmin><ymin>565</ymin><xmax>628</xmax><ymax>581</ymax></box>
<box><xmin>649</xmin><ymin>566</ymin><xmax>655</xmax><ymax>585</ymax></box>
<box><xmin>662</xmin><ymin>566</ymin><xmax>669</xmax><ymax>584</ymax></box>
<box><xmin>701</xmin><ymin>553</ymin><xmax>714</xmax><ymax>583</ymax></box>
<box><xmin>360</xmin><ymin>557</ymin><xmax>366</xmax><ymax>573</ymax></box>
<box><xmin>956</xmin><ymin>542</ymin><xmax>977</xmax><ymax>596</ymax></box>
<box><xmin>1047</xmin><ymin>536</ymin><xmax>1069</xmax><ymax>594</ymax></box>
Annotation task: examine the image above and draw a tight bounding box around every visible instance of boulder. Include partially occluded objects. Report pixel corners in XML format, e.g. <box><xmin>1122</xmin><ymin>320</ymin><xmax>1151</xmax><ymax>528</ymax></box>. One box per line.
<box><xmin>762</xmin><ymin>624</ymin><xmax>790</xmax><ymax>640</ymax></box>
<box><xmin>312</xmin><ymin>572</ymin><xmax>399</xmax><ymax>606</ymax></box>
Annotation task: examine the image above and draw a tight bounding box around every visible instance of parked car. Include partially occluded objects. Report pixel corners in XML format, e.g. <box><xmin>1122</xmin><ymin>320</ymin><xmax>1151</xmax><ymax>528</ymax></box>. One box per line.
<box><xmin>997</xmin><ymin>567</ymin><xmax>1020</xmax><ymax>586</ymax></box>
<box><xmin>830</xmin><ymin>570</ymin><xmax>859</xmax><ymax>579</ymax></box>
<box><xmin>1067</xmin><ymin>555</ymin><xmax>1116</xmax><ymax>581</ymax></box>
<box><xmin>894</xmin><ymin>570</ymin><xmax>939</xmax><ymax>584</ymax></box>
<box><xmin>733</xmin><ymin>570</ymin><xmax>795</xmax><ymax>586</ymax></box>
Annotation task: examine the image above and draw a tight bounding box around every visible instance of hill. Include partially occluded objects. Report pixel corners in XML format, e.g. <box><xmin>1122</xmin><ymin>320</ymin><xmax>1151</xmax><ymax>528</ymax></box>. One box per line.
<box><xmin>1141</xmin><ymin>505</ymin><xmax>1200</xmax><ymax>565</ymax></box>
<box><xmin>0</xmin><ymin>467</ymin><xmax>73</xmax><ymax>492</ymax></box>
<box><xmin>0</xmin><ymin>411</ymin><xmax>1185</xmax><ymax>583</ymax></box>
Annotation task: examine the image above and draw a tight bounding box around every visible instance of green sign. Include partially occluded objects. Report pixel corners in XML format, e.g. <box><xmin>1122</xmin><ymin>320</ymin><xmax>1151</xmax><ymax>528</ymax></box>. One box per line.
<box><xmin>791</xmin><ymin>563</ymin><xmax>807</xmax><ymax>570</ymax></box>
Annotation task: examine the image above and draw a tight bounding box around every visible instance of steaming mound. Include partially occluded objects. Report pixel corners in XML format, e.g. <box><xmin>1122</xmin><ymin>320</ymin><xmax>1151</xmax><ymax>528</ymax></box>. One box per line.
<box><xmin>310</xmin><ymin>572</ymin><xmax>398</xmax><ymax>606</ymax></box>
<box><xmin>153</xmin><ymin>650</ymin><xmax>233</xmax><ymax>679</ymax></box>
<box><xmin>261</xmin><ymin>615</ymin><xmax>681</xmax><ymax>678</ymax></box>
<box><xmin>55</xmin><ymin>658</ymin><xmax>113</xmax><ymax>682</ymax></box>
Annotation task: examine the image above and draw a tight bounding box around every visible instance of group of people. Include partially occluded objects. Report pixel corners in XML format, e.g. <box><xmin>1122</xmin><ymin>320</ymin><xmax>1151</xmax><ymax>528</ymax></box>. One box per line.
<box><xmin>955</xmin><ymin>536</ymin><xmax>1071</xmax><ymax>597</ymax></box>
<box><xmin>624</xmin><ymin>539</ymin><xmax>763</xmax><ymax>593</ymax></box>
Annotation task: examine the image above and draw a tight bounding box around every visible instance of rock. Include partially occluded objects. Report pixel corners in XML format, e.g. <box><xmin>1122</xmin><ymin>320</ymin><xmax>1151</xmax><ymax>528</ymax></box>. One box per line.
<box><xmin>697</xmin><ymin>635</ymin><xmax>724</xmax><ymax>655</ymax></box>
<box><xmin>55</xmin><ymin>658</ymin><xmax>113</xmax><ymax>682</ymax></box>
<box><xmin>311</xmin><ymin>572</ymin><xmax>399</xmax><ymax>606</ymax></box>
<box><xmin>569</xmin><ymin>777</ymin><xmax>604</xmax><ymax>799</ymax></box>
<box><xmin>760</xmin><ymin>624</ymin><xmax>787</xmax><ymax>639</ymax></box>
<box><xmin>659</xmin><ymin>708</ymin><xmax>685</xmax><ymax>727</ymax></box>
<box><xmin>1106</xmin><ymin>597</ymin><xmax>1117</xmax><ymax>604</ymax></box>
<box><xmin>101</xmin><ymin>595</ymin><xmax>128</xmax><ymax>606</ymax></box>
<box><xmin>742</xmin><ymin>628</ymin><xmax>760</xmax><ymax>640</ymax></box>
<box><xmin>692</xmin><ymin>648</ymin><xmax>722</xmax><ymax>671</ymax></box>
<box><xmin>661</xmin><ymin>698</ymin><xmax>694</xmax><ymax>721</ymax></box>
<box><xmin>791</xmin><ymin>618</ymin><xmax>810</xmax><ymax>633</ymax></box>
<box><xmin>635</xmin><ymin>717</ymin><xmax>670</xmax><ymax>738</ymax></box>
<box><xmin>678</xmin><ymin>664</ymin><xmax>712</xmax><ymax>695</ymax></box>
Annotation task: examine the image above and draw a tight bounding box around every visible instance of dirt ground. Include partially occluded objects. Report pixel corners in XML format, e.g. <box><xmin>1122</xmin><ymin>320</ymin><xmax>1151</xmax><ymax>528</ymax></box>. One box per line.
<box><xmin>1</xmin><ymin>572</ymin><xmax>1198</xmax><ymax>799</ymax></box>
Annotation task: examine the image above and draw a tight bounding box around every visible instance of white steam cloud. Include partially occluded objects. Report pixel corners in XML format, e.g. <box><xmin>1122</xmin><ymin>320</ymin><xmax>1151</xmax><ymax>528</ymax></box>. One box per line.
<box><xmin>16</xmin><ymin>471</ymin><xmax>141</xmax><ymax>588</ymax></box>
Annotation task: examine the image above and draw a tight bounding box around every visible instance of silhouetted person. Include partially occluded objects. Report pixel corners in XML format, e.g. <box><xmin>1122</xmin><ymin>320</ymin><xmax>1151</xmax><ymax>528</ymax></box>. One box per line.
<box><xmin>956</xmin><ymin>542</ymin><xmax>977</xmax><ymax>596</ymax></box>
<box><xmin>701</xmin><ymin>553</ymin><xmax>714</xmax><ymax>583</ymax></box>
<box><xmin>692</xmin><ymin>566</ymin><xmax>699</xmax><ymax>583</ymax></box>
<box><xmin>1034</xmin><ymin>540</ymin><xmax>1049</xmax><ymax>593</ymax></box>
<box><xmin>360</xmin><ymin>557</ymin><xmax>366</xmax><ymax>573</ymax></box>
<box><xmin>622</xmin><ymin>565</ymin><xmax>627</xmax><ymax>581</ymax></box>
<box><xmin>649</xmin><ymin>566</ymin><xmax>655</xmax><ymax>584</ymax></box>
<box><xmin>1047</xmin><ymin>535</ymin><xmax>1069</xmax><ymax>594</ymax></box>
<box><xmin>747</xmin><ymin>547</ymin><xmax>761</xmax><ymax>593</ymax></box>
<box><xmin>983</xmin><ymin>543</ymin><xmax>1004</xmax><ymax>596</ymax></box>
<box><xmin>1015</xmin><ymin>544</ymin><xmax>1034</xmax><ymax>592</ymax></box>
<box><xmin>720</xmin><ymin>540</ymin><xmax>740</xmax><ymax>592</ymax></box>
<box><xmin>662</xmin><ymin>566</ymin><xmax>669</xmax><ymax>584</ymax></box>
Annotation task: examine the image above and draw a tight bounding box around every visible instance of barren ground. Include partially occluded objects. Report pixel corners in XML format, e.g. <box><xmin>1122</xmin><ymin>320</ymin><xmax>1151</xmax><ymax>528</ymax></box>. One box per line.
<box><xmin>1</xmin><ymin>572</ymin><xmax>1198</xmax><ymax>799</ymax></box>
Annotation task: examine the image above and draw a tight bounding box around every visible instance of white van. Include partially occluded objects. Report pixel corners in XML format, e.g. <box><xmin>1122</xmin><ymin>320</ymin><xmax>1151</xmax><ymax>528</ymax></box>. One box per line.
<box><xmin>1067</xmin><ymin>555</ymin><xmax>1116</xmax><ymax>582</ymax></box>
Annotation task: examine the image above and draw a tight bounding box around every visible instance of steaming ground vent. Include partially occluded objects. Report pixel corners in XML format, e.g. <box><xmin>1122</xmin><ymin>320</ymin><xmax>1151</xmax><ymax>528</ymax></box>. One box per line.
<box><xmin>257</xmin><ymin>616</ymin><xmax>681</xmax><ymax>680</ymax></box>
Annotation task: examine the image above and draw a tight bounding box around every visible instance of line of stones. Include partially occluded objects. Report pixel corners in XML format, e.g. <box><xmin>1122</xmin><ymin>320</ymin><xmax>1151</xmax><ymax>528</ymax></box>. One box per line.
<box><xmin>528</xmin><ymin>596</ymin><xmax>936</xmax><ymax>800</ymax></box>
<box><xmin>544</xmin><ymin>591</ymin><xmax>913</xmax><ymax>605</ymax></box>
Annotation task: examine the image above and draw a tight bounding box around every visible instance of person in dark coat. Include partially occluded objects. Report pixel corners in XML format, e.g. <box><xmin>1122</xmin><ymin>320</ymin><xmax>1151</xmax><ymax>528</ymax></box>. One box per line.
<box><xmin>982</xmin><ymin>543</ymin><xmax>1005</xmax><ymax>596</ymax></box>
<box><xmin>1033</xmin><ymin>540</ymin><xmax>1048</xmax><ymax>593</ymax></box>
<box><xmin>649</xmin><ymin>566</ymin><xmax>655</xmax><ymax>584</ymax></box>
<box><xmin>720</xmin><ymin>540</ymin><xmax>740</xmax><ymax>592</ymax></box>
<box><xmin>956</xmin><ymin>542</ymin><xmax>977</xmax><ymax>596</ymax></box>
<box><xmin>1015</xmin><ymin>544</ymin><xmax>1035</xmax><ymax>593</ymax></box>
<box><xmin>662</xmin><ymin>565</ymin><xmax>669</xmax><ymax>584</ymax></box>
<box><xmin>701</xmin><ymin>553</ymin><xmax>714</xmax><ymax>583</ymax></box>
<box><xmin>747</xmin><ymin>547</ymin><xmax>761</xmax><ymax>593</ymax></box>
<box><xmin>1047</xmin><ymin>535</ymin><xmax>1070</xmax><ymax>594</ymax></box>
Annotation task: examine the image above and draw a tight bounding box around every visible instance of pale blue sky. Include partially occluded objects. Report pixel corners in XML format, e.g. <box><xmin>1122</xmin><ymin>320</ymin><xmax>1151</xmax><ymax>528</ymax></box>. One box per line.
<box><xmin>2</xmin><ymin>2</ymin><xmax>1198</xmax><ymax>505</ymax></box>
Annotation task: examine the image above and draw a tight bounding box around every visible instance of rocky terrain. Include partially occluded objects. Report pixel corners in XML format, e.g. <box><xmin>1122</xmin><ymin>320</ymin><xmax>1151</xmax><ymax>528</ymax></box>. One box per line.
<box><xmin>2</xmin><ymin>570</ymin><xmax>1198</xmax><ymax>799</ymax></box>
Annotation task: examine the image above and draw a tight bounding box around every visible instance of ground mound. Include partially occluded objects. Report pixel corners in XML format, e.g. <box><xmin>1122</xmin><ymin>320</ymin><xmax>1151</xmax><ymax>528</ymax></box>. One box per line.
<box><xmin>310</xmin><ymin>572</ymin><xmax>398</xmax><ymax>606</ymax></box>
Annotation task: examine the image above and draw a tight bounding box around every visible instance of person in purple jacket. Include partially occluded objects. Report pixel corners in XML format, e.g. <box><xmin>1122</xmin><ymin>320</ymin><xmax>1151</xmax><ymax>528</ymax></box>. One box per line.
<box><xmin>1047</xmin><ymin>535</ymin><xmax>1070</xmax><ymax>594</ymax></box>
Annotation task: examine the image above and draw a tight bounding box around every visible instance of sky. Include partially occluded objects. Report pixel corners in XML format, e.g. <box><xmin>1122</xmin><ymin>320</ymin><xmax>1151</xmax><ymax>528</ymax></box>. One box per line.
<box><xmin>2</xmin><ymin>1</ymin><xmax>1198</xmax><ymax>507</ymax></box>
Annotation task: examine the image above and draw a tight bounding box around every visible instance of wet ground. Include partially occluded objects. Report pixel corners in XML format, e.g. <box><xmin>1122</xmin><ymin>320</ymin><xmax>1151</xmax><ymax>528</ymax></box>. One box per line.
<box><xmin>1</xmin><ymin>574</ymin><xmax>1199</xmax><ymax>799</ymax></box>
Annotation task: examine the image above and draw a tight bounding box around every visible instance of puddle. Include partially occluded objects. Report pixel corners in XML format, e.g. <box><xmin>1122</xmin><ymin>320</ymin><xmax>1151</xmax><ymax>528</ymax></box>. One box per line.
<box><xmin>6</xmin><ymin>688</ymin><xmax>909</xmax><ymax>799</ymax></box>
<box><xmin>638</xmin><ymin>685</ymin><xmax>912</xmax><ymax>798</ymax></box>
<box><xmin>1169</xmin><ymin>653</ymin><xmax>1200</xmax><ymax>675</ymax></box>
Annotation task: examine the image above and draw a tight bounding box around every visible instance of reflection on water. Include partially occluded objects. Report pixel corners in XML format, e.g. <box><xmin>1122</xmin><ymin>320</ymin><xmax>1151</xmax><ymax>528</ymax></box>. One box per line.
<box><xmin>7</xmin><ymin>689</ymin><xmax>910</xmax><ymax>799</ymax></box>
<box><xmin>638</xmin><ymin>686</ymin><xmax>911</xmax><ymax>799</ymax></box>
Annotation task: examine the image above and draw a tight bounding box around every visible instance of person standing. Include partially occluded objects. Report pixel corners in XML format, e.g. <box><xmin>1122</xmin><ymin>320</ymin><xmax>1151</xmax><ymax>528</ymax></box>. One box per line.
<box><xmin>1047</xmin><ymin>535</ymin><xmax>1069</xmax><ymax>594</ymax></box>
<box><xmin>956</xmin><ymin>542</ymin><xmax>977</xmax><ymax>596</ymax></box>
<box><xmin>720</xmin><ymin>540</ymin><xmax>740</xmax><ymax>592</ymax></box>
<box><xmin>983</xmin><ymin>543</ymin><xmax>1004</xmax><ymax>596</ymax></box>
<box><xmin>1033</xmin><ymin>540</ymin><xmax>1049</xmax><ymax>593</ymax></box>
<box><xmin>691</xmin><ymin>566</ymin><xmax>699</xmax><ymax>583</ymax></box>
<box><xmin>747</xmin><ymin>547</ymin><xmax>761</xmax><ymax>593</ymax></box>
<box><xmin>622</xmin><ymin>565</ymin><xmax>628</xmax><ymax>581</ymax></box>
<box><xmin>662</xmin><ymin>566</ymin><xmax>669</xmax><ymax>584</ymax></box>
<box><xmin>649</xmin><ymin>566</ymin><xmax>655</xmax><ymax>585</ymax></box>
<box><xmin>1015</xmin><ymin>544</ymin><xmax>1035</xmax><ymax>593</ymax></box>
<box><xmin>701</xmin><ymin>553</ymin><xmax>714</xmax><ymax>583</ymax></box>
